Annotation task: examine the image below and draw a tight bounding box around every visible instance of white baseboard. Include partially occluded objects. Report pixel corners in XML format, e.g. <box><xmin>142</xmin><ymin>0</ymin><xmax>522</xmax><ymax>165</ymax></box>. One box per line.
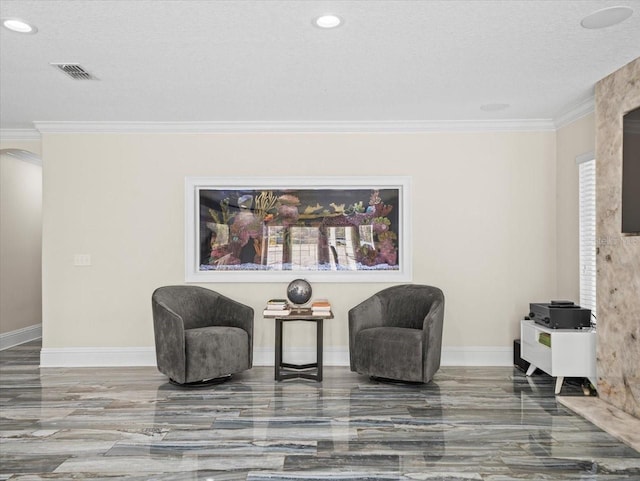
<box><xmin>441</xmin><ymin>346</ymin><xmax>513</xmax><ymax>366</ymax></box>
<box><xmin>40</xmin><ymin>345</ymin><xmax>512</xmax><ymax>368</ymax></box>
<box><xmin>253</xmin><ymin>347</ymin><xmax>350</xmax><ymax>366</ymax></box>
<box><xmin>40</xmin><ymin>347</ymin><xmax>157</xmax><ymax>367</ymax></box>
<box><xmin>256</xmin><ymin>346</ymin><xmax>513</xmax><ymax>367</ymax></box>
<box><xmin>0</xmin><ymin>324</ymin><xmax>42</xmax><ymax>350</ymax></box>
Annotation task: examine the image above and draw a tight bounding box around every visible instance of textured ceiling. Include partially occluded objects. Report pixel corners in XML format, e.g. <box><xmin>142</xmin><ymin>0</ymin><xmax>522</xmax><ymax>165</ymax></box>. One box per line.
<box><xmin>1</xmin><ymin>0</ymin><xmax>639</xmax><ymax>130</ymax></box>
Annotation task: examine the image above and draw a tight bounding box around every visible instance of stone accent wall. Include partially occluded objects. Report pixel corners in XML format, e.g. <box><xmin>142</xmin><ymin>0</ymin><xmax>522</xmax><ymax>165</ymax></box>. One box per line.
<box><xmin>595</xmin><ymin>57</ymin><xmax>640</xmax><ymax>418</ymax></box>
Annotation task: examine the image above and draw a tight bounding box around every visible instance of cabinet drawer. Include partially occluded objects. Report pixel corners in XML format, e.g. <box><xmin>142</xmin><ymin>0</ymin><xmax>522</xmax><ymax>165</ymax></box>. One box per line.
<box><xmin>521</xmin><ymin>321</ymin><xmax>552</xmax><ymax>374</ymax></box>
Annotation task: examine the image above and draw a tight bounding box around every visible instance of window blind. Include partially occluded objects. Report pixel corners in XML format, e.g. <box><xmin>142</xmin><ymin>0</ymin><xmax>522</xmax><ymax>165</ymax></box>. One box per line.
<box><xmin>578</xmin><ymin>157</ymin><xmax>596</xmax><ymax>321</ymax></box>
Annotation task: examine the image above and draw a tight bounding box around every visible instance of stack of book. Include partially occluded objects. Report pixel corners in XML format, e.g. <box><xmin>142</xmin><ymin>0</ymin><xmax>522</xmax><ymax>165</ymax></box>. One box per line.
<box><xmin>311</xmin><ymin>299</ymin><xmax>332</xmax><ymax>316</ymax></box>
<box><xmin>263</xmin><ymin>299</ymin><xmax>291</xmax><ymax>316</ymax></box>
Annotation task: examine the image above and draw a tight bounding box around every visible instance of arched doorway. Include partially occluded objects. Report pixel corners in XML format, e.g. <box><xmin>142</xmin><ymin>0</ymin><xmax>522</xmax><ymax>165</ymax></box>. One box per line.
<box><xmin>0</xmin><ymin>149</ymin><xmax>42</xmax><ymax>349</ymax></box>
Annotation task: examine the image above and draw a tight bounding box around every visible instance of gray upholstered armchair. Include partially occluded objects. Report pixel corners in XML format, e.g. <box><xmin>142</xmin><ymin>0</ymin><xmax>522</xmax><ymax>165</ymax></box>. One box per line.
<box><xmin>152</xmin><ymin>286</ymin><xmax>254</xmax><ymax>385</ymax></box>
<box><xmin>349</xmin><ymin>284</ymin><xmax>445</xmax><ymax>383</ymax></box>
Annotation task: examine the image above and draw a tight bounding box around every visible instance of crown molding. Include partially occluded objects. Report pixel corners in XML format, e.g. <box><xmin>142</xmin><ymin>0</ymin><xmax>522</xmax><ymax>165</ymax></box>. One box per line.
<box><xmin>33</xmin><ymin>119</ymin><xmax>556</xmax><ymax>134</ymax></box>
<box><xmin>553</xmin><ymin>96</ymin><xmax>595</xmax><ymax>130</ymax></box>
<box><xmin>0</xmin><ymin>128</ymin><xmax>41</xmax><ymax>141</ymax></box>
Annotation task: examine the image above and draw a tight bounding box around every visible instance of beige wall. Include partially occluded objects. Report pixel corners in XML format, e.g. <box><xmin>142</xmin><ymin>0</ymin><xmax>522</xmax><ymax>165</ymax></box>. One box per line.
<box><xmin>0</xmin><ymin>142</ymin><xmax>43</xmax><ymax>335</ymax></box>
<box><xmin>595</xmin><ymin>57</ymin><xmax>640</xmax><ymax>418</ymax></box>
<box><xmin>41</xmin><ymin>131</ymin><xmax>557</xmax><ymax>354</ymax></box>
<box><xmin>555</xmin><ymin>113</ymin><xmax>595</xmax><ymax>300</ymax></box>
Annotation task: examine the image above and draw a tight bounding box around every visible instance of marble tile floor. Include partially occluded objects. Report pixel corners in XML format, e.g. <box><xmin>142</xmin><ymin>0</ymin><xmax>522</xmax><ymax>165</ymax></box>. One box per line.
<box><xmin>1</xmin><ymin>341</ymin><xmax>639</xmax><ymax>481</ymax></box>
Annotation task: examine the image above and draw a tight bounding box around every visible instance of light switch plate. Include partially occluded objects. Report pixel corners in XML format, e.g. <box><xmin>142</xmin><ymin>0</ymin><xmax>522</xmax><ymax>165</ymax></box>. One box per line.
<box><xmin>74</xmin><ymin>254</ymin><xmax>91</xmax><ymax>266</ymax></box>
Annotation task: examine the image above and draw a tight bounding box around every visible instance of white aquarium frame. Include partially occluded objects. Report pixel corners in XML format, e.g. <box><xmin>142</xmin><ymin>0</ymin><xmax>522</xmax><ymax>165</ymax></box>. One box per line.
<box><xmin>185</xmin><ymin>176</ymin><xmax>411</xmax><ymax>283</ymax></box>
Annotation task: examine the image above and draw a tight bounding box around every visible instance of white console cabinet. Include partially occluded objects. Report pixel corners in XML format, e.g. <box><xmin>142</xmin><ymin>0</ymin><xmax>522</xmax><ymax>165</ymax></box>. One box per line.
<box><xmin>520</xmin><ymin>320</ymin><xmax>596</xmax><ymax>394</ymax></box>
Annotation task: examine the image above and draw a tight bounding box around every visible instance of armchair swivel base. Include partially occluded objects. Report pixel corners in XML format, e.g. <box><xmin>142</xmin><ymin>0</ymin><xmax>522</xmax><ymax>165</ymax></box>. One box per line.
<box><xmin>369</xmin><ymin>375</ymin><xmax>424</xmax><ymax>385</ymax></box>
<box><xmin>169</xmin><ymin>375</ymin><xmax>231</xmax><ymax>388</ymax></box>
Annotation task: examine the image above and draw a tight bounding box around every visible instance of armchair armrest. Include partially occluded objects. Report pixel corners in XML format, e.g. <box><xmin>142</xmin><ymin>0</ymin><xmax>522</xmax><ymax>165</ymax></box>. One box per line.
<box><xmin>212</xmin><ymin>293</ymin><xmax>255</xmax><ymax>365</ymax></box>
<box><xmin>348</xmin><ymin>294</ymin><xmax>385</xmax><ymax>370</ymax></box>
<box><xmin>152</xmin><ymin>300</ymin><xmax>186</xmax><ymax>383</ymax></box>
<box><xmin>213</xmin><ymin>294</ymin><xmax>254</xmax><ymax>333</ymax></box>
<box><xmin>421</xmin><ymin>296</ymin><xmax>445</xmax><ymax>382</ymax></box>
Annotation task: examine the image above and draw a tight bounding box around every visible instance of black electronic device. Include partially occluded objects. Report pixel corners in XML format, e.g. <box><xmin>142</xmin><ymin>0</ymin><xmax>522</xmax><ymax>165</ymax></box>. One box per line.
<box><xmin>513</xmin><ymin>339</ymin><xmax>530</xmax><ymax>372</ymax></box>
<box><xmin>622</xmin><ymin>105</ymin><xmax>640</xmax><ymax>234</ymax></box>
<box><xmin>528</xmin><ymin>301</ymin><xmax>591</xmax><ymax>329</ymax></box>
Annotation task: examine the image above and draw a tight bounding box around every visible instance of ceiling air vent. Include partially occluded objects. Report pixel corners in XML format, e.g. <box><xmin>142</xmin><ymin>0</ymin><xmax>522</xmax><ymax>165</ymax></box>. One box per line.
<box><xmin>51</xmin><ymin>63</ymin><xmax>98</xmax><ymax>80</ymax></box>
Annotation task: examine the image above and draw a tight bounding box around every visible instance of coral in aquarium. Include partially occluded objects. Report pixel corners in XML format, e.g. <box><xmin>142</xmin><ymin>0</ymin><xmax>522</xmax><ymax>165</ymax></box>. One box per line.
<box><xmin>303</xmin><ymin>203</ymin><xmax>324</xmax><ymax>215</ymax></box>
<box><xmin>369</xmin><ymin>189</ymin><xmax>382</xmax><ymax>206</ymax></box>
<box><xmin>376</xmin><ymin>203</ymin><xmax>393</xmax><ymax>218</ymax></box>
<box><xmin>329</xmin><ymin>202</ymin><xmax>345</xmax><ymax>214</ymax></box>
<box><xmin>376</xmin><ymin>232</ymin><xmax>398</xmax><ymax>265</ymax></box>
<box><xmin>362</xmin><ymin>191</ymin><xmax>397</xmax><ymax>265</ymax></box>
<box><xmin>254</xmin><ymin>190</ymin><xmax>278</xmax><ymax>220</ymax></box>
<box><xmin>277</xmin><ymin>194</ymin><xmax>300</xmax><ymax>226</ymax></box>
<box><xmin>231</xmin><ymin>210</ymin><xmax>261</xmax><ymax>246</ymax></box>
<box><xmin>211</xmin><ymin>248</ymin><xmax>238</xmax><ymax>266</ymax></box>
<box><xmin>278</xmin><ymin>194</ymin><xmax>300</xmax><ymax>205</ymax></box>
<box><xmin>208</xmin><ymin>197</ymin><xmax>235</xmax><ymax>225</ymax></box>
<box><xmin>372</xmin><ymin>216</ymin><xmax>390</xmax><ymax>234</ymax></box>
<box><xmin>344</xmin><ymin>201</ymin><xmax>365</xmax><ymax>215</ymax></box>
<box><xmin>357</xmin><ymin>244</ymin><xmax>378</xmax><ymax>266</ymax></box>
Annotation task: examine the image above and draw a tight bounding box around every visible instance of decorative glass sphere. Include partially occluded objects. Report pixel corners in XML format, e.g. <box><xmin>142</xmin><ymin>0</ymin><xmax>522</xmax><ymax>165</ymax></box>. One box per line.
<box><xmin>286</xmin><ymin>279</ymin><xmax>312</xmax><ymax>306</ymax></box>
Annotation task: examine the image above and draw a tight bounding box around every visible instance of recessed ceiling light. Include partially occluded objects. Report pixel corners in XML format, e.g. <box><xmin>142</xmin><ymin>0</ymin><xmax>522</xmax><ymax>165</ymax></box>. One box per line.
<box><xmin>480</xmin><ymin>103</ymin><xmax>510</xmax><ymax>112</ymax></box>
<box><xmin>2</xmin><ymin>18</ymin><xmax>37</xmax><ymax>34</ymax></box>
<box><xmin>314</xmin><ymin>15</ymin><xmax>342</xmax><ymax>29</ymax></box>
<box><xmin>580</xmin><ymin>6</ymin><xmax>633</xmax><ymax>29</ymax></box>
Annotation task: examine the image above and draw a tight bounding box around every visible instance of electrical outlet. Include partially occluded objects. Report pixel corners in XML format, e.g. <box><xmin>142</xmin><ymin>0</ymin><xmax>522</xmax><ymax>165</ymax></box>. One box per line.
<box><xmin>73</xmin><ymin>254</ymin><xmax>91</xmax><ymax>266</ymax></box>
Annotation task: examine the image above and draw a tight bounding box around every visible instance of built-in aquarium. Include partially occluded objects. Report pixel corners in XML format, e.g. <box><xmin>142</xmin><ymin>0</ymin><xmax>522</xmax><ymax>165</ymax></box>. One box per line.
<box><xmin>185</xmin><ymin>177</ymin><xmax>411</xmax><ymax>282</ymax></box>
